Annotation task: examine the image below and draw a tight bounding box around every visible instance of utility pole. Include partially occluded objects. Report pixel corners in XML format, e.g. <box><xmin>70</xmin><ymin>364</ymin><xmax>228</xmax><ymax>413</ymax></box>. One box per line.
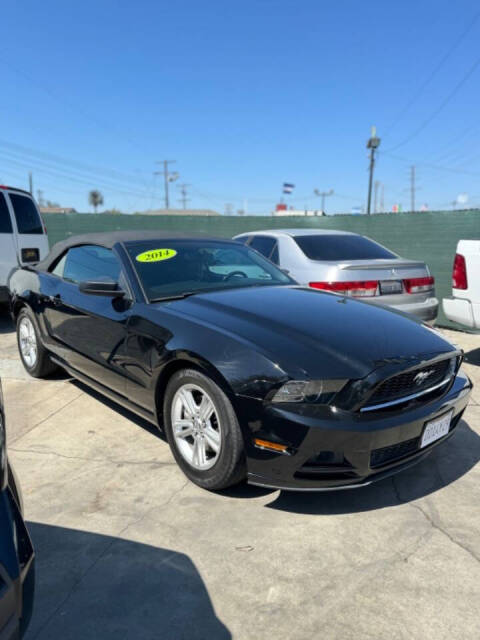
<box><xmin>374</xmin><ymin>181</ymin><xmax>380</xmax><ymax>214</ymax></box>
<box><xmin>36</xmin><ymin>190</ymin><xmax>44</xmax><ymax>207</ymax></box>
<box><xmin>28</xmin><ymin>172</ymin><xmax>33</xmax><ymax>195</ymax></box>
<box><xmin>313</xmin><ymin>188</ymin><xmax>334</xmax><ymax>213</ymax></box>
<box><xmin>154</xmin><ymin>160</ymin><xmax>178</xmax><ymax>210</ymax></box>
<box><xmin>380</xmin><ymin>183</ymin><xmax>385</xmax><ymax>213</ymax></box>
<box><xmin>410</xmin><ymin>165</ymin><xmax>416</xmax><ymax>212</ymax></box>
<box><xmin>177</xmin><ymin>183</ymin><xmax>190</xmax><ymax>210</ymax></box>
<box><xmin>366</xmin><ymin>126</ymin><xmax>380</xmax><ymax>215</ymax></box>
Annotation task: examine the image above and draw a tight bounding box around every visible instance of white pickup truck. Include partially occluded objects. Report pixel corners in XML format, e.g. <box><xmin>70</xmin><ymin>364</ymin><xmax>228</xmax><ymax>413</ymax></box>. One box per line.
<box><xmin>443</xmin><ymin>239</ymin><xmax>480</xmax><ymax>329</ymax></box>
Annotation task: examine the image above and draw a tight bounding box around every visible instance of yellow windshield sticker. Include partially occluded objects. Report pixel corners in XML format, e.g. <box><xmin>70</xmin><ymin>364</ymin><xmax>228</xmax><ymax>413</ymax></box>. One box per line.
<box><xmin>136</xmin><ymin>248</ymin><xmax>177</xmax><ymax>263</ymax></box>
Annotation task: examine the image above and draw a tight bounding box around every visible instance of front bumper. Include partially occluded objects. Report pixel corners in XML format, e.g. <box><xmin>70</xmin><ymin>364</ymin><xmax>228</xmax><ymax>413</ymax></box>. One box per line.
<box><xmin>0</xmin><ymin>488</ymin><xmax>34</xmax><ymax>639</ymax></box>
<box><xmin>245</xmin><ymin>370</ymin><xmax>472</xmax><ymax>491</ymax></box>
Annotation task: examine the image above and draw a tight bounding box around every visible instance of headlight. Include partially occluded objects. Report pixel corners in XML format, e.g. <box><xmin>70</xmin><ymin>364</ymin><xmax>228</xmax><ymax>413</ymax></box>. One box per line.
<box><xmin>271</xmin><ymin>379</ymin><xmax>347</xmax><ymax>404</ymax></box>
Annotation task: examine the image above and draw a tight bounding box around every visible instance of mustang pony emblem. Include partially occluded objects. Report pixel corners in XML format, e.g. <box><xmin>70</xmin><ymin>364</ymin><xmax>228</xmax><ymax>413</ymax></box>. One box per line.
<box><xmin>413</xmin><ymin>369</ymin><xmax>435</xmax><ymax>386</ymax></box>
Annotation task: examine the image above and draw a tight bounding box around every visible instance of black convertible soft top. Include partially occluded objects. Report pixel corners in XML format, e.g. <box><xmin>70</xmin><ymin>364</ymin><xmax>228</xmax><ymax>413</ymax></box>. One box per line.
<box><xmin>36</xmin><ymin>230</ymin><xmax>234</xmax><ymax>272</ymax></box>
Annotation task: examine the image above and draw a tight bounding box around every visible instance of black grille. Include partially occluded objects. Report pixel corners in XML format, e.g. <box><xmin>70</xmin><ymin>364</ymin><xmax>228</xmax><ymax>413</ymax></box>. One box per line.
<box><xmin>370</xmin><ymin>411</ymin><xmax>463</xmax><ymax>468</ymax></box>
<box><xmin>366</xmin><ymin>358</ymin><xmax>451</xmax><ymax>407</ymax></box>
<box><xmin>370</xmin><ymin>437</ymin><xmax>419</xmax><ymax>468</ymax></box>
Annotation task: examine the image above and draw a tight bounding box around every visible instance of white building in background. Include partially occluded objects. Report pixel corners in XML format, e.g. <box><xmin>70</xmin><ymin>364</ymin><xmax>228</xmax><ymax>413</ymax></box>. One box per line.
<box><xmin>272</xmin><ymin>209</ymin><xmax>325</xmax><ymax>217</ymax></box>
<box><xmin>136</xmin><ymin>208</ymin><xmax>221</xmax><ymax>216</ymax></box>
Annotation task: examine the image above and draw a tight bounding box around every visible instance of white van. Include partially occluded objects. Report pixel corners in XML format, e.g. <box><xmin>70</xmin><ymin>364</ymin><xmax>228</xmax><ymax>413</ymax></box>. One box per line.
<box><xmin>0</xmin><ymin>186</ymin><xmax>49</xmax><ymax>304</ymax></box>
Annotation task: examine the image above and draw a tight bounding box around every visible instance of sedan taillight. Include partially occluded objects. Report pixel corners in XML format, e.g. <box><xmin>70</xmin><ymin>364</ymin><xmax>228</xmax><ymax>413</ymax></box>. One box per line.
<box><xmin>403</xmin><ymin>276</ymin><xmax>434</xmax><ymax>294</ymax></box>
<box><xmin>452</xmin><ymin>254</ymin><xmax>468</xmax><ymax>290</ymax></box>
<box><xmin>309</xmin><ymin>280</ymin><xmax>378</xmax><ymax>297</ymax></box>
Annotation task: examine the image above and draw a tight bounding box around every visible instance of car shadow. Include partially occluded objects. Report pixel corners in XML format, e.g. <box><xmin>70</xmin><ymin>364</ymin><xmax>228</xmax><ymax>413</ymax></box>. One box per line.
<box><xmin>70</xmin><ymin>379</ymin><xmax>167</xmax><ymax>442</ymax></box>
<box><xmin>464</xmin><ymin>347</ymin><xmax>480</xmax><ymax>366</ymax></box>
<box><xmin>265</xmin><ymin>420</ymin><xmax>480</xmax><ymax>515</ymax></box>
<box><xmin>26</xmin><ymin>522</ymin><xmax>231</xmax><ymax>640</ymax></box>
<box><xmin>0</xmin><ymin>313</ymin><xmax>14</xmax><ymax>334</ymax></box>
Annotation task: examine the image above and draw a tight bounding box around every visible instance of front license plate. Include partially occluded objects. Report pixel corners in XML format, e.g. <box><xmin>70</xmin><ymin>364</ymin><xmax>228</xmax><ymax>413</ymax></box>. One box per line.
<box><xmin>421</xmin><ymin>410</ymin><xmax>453</xmax><ymax>448</ymax></box>
<box><xmin>380</xmin><ymin>280</ymin><xmax>403</xmax><ymax>295</ymax></box>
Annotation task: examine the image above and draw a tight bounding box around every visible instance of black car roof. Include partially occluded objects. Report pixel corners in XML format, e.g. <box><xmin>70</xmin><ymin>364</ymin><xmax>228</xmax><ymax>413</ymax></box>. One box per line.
<box><xmin>36</xmin><ymin>230</ymin><xmax>236</xmax><ymax>271</ymax></box>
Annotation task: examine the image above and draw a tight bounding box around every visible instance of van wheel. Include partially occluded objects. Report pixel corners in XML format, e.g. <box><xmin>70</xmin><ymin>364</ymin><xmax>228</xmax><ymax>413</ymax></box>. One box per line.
<box><xmin>163</xmin><ymin>368</ymin><xmax>246</xmax><ymax>490</ymax></box>
<box><xmin>16</xmin><ymin>308</ymin><xmax>57</xmax><ymax>378</ymax></box>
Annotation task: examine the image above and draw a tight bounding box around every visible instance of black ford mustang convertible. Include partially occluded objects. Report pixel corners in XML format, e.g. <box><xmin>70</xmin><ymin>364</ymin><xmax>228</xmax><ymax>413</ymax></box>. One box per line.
<box><xmin>9</xmin><ymin>231</ymin><xmax>472</xmax><ymax>491</ymax></box>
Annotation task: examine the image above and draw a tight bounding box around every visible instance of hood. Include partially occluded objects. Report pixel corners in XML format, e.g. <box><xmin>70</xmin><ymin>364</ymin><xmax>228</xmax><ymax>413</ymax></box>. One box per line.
<box><xmin>160</xmin><ymin>286</ymin><xmax>456</xmax><ymax>380</ymax></box>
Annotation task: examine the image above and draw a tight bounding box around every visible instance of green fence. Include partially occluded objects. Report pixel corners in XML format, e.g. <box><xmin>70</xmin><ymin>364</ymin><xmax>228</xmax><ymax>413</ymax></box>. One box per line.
<box><xmin>43</xmin><ymin>209</ymin><xmax>480</xmax><ymax>329</ymax></box>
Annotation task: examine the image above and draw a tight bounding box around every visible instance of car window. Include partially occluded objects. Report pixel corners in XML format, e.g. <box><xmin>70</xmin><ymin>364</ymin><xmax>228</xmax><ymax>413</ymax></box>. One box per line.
<box><xmin>125</xmin><ymin>239</ymin><xmax>292</xmax><ymax>301</ymax></box>
<box><xmin>294</xmin><ymin>234</ymin><xmax>397</xmax><ymax>261</ymax></box>
<box><xmin>8</xmin><ymin>193</ymin><xmax>43</xmax><ymax>235</ymax></box>
<box><xmin>61</xmin><ymin>245</ymin><xmax>122</xmax><ymax>284</ymax></box>
<box><xmin>51</xmin><ymin>253</ymin><xmax>67</xmax><ymax>278</ymax></box>
<box><xmin>0</xmin><ymin>193</ymin><xmax>13</xmax><ymax>234</ymax></box>
<box><xmin>270</xmin><ymin>242</ymin><xmax>279</xmax><ymax>264</ymax></box>
<box><xmin>249</xmin><ymin>235</ymin><xmax>276</xmax><ymax>258</ymax></box>
<box><xmin>235</xmin><ymin>235</ymin><xmax>251</xmax><ymax>245</ymax></box>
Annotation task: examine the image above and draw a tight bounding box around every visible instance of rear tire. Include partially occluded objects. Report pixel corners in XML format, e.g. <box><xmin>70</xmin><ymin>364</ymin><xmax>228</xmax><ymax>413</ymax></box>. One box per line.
<box><xmin>16</xmin><ymin>308</ymin><xmax>57</xmax><ymax>378</ymax></box>
<box><xmin>163</xmin><ymin>368</ymin><xmax>246</xmax><ymax>490</ymax></box>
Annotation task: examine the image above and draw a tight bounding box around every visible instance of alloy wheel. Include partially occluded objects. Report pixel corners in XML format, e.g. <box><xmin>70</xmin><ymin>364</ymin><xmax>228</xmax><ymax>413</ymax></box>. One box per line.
<box><xmin>18</xmin><ymin>317</ymin><xmax>38</xmax><ymax>369</ymax></box>
<box><xmin>171</xmin><ymin>383</ymin><xmax>222</xmax><ymax>470</ymax></box>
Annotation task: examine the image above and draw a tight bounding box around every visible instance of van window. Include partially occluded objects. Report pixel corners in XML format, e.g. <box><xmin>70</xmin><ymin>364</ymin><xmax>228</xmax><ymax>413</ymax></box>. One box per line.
<box><xmin>9</xmin><ymin>193</ymin><xmax>43</xmax><ymax>234</ymax></box>
<box><xmin>0</xmin><ymin>193</ymin><xmax>13</xmax><ymax>233</ymax></box>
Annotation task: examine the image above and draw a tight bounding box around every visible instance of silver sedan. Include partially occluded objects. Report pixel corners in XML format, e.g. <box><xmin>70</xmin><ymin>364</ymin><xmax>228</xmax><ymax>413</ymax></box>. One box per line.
<box><xmin>234</xmin><ymin>229</ymin><xmax>438</xmax><ymax>322</ymax></box>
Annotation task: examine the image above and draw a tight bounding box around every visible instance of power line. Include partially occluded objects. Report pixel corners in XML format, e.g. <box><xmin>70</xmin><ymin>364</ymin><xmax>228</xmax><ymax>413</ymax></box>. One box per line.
<box><xmin>383</xmin><ymin>11</ymin><xmax>480</xmax><ymax>137</ymax></box>
<box><xmin>384</xmin><ymin>53</ymin><xmax>480</xmax><ymax>153</ymax></box>
<box><xmin>0</xmin><ymin>56</ymin><xmax>153</xmax><ymax>156</ymax></box>
<box><xmin>0</xmin><ymin>138</ymin><xmax>150</xmax><ymax>188</ymax></box>
<box><xmin>381</xmin><ymin>149</ymin><xmax>480</xmax><ymax>177</ymax></box>
<box><xmin>0</xmin><ymin>150</ymin><xmax>154</xmax><ymax>199</ymax></box>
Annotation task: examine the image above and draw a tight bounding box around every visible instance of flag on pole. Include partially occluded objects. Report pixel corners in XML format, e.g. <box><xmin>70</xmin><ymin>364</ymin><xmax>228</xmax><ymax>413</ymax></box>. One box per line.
<box><xmin>283</xmin><ymin>183</ymin><xmax>295</xmax><ymax>194</ymax></box>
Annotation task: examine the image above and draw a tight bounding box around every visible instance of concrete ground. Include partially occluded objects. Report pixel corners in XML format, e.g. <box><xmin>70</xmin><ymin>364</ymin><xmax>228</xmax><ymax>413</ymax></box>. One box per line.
<box><xmin>1</xmin><ymin>315</ymin><xmax>479</xmax><ymax>640</ymax></box>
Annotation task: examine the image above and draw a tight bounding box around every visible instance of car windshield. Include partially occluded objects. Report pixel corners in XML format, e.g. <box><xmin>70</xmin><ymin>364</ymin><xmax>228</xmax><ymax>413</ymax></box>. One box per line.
<box><xmin>125</xmin><ymin>239</ymin><xmax>293</xmax><ymax>301</ymax></box>
<box><xmin>294</xmin><ymin>234</ymin><xmax>397</xmax><ymax>261</ymax></box>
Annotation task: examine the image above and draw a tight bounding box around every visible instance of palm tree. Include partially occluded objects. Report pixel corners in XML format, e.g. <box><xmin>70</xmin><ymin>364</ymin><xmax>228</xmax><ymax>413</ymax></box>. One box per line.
<box><xmin>88</xmin><ymin>190</ymin><xmax>104</xmax><ymax>213</ymax></box>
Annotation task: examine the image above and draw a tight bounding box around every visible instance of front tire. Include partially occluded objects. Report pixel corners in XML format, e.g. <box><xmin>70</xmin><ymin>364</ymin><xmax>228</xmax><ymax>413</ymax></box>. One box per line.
<box><xmin>16</xmin><ymin>308</ymin><xmax>57</xmax><ymax>378</ymax></box>
<box><xmin>163</xmin><ymin>368</ymin><xmax>246</xmax><ymax>490</ymax></box>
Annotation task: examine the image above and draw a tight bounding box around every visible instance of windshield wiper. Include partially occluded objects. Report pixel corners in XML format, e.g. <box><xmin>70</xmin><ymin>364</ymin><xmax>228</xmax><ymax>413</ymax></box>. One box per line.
<box><xmin>150</xmin><ymin>292</ymin><xmax>198</xmax><ymax>302</ymax></box>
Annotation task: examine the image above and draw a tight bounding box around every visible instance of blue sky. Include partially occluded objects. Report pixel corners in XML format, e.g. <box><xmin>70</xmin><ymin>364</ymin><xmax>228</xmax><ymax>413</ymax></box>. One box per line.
<box><xmin>2</xmin><ymin>0</ymin><xmax>480</xmax><ymax>214</ymax></box>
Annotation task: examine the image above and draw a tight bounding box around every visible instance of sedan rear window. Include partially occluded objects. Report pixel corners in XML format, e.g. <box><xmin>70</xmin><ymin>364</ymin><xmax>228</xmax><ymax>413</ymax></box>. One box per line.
<box><xmin>294</xmin><ymin>234</ymin><xmax>397</xmax><ymax>261</ymax></box>
<box><xmin>9</xmin><ymin>193</ymin><xmax>43</xmax><ymax>235</ymax></box>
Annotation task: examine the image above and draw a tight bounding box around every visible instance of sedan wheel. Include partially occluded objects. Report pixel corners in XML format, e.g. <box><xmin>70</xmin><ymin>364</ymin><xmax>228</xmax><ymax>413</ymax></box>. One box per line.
<box><xmin>18</xmin><ymin>317</ymin><xmax>38</xmax><ymax>368</ymax></box>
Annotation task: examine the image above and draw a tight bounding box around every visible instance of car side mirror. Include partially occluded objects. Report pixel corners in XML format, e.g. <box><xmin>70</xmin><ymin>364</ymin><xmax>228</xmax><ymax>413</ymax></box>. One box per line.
<box><xmin>79</xmin><ymin>280</ymin><xmax>126</xmax><ymax>298</ymax></box>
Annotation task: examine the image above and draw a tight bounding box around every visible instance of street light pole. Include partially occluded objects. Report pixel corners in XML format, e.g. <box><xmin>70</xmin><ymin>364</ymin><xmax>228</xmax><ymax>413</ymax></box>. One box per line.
<box><xmin>313</xmin><ymin>188</ymin><xmax>334</xmax><ymax>214</ymax></box>
<box><xmin>366</xmin><ymin>126</ymin><xmax>380</xmax><ymax>215</ymax></box>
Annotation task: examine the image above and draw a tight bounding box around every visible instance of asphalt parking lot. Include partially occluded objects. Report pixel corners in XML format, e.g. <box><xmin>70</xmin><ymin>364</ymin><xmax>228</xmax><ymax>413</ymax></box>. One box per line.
<box><xmin>1</xmin><ymin>314</ymin><xmax>479</xmax><ymax>640</ymax></box>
